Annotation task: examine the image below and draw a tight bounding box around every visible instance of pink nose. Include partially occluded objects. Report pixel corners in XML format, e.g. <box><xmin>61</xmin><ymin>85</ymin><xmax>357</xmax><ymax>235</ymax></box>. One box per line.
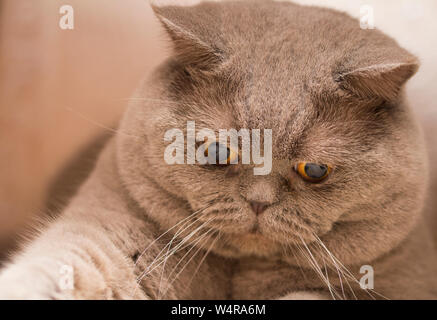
<box><xmin>249</xmin><ymin>201</ymin><xmax>270</xmax><ymax>215</ymax></box>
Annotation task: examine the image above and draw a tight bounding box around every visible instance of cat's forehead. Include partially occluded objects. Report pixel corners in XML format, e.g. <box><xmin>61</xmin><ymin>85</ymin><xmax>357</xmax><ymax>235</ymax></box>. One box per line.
<box><xmin>156</xmin><ymin>0</ymin><xmax>416</xmax><ymax>158</ymax></box>
<box><xmin>219</xmin><ymin>1</ymin><xmax>357</xmax><ymax>64</ymax></box>
<box><xmin>197</xmin><ymin>3</ymin><xmax>378</xmax><ymax>154</ymax></box>
<box><xmin>231</xmin><ymin>73</ymin><xmax>313</xmax><ymax>148</ymax></box>
<box><xmin>207</xmin><ymin>3</ymin><xmax>355</xmax><ymax>130</ymax></box>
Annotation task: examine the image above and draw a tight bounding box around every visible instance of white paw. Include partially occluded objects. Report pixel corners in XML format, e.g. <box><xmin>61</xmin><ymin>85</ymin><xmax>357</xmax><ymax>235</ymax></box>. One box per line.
<box><xmin>0</xmin><ymin>265</ymin><xmax>70</xmax><ymax>300</ymax></box>
<box><xmin>279</xmin><ymin>291</ymin><xmax>328</xmax><ymax>300</ymax></box>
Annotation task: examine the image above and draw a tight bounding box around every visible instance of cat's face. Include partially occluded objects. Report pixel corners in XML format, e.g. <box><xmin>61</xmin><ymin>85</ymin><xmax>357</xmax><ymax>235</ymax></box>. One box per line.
<box><xmin>118</xmin><ymin>1</ymin><xmax>427</xmax><ymax>265</ymax></box>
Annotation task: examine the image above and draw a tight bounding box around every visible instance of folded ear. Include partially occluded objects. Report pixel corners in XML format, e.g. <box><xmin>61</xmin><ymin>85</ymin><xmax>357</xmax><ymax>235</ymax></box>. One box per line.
<box><xmin>151</xmin><ymin>3</ymin><xmax>224</xmax><ymax>70</ymax></box>
<box><xmin>335</xmin><ymin>43</ymin><xmax>419</xmax><ymax>101</ymax></box>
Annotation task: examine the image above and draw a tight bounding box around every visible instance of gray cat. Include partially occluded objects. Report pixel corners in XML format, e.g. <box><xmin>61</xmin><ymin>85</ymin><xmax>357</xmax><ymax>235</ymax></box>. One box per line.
<box><xmin>0</xmin><ymin>0</ymin><xmax>436</xmax><ymax>300</ymax></box>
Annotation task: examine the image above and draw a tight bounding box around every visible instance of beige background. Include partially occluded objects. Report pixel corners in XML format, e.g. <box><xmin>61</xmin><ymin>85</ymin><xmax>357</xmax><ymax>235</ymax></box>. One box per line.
<box><xmin>0</xmin><ymin>0</ymin><xmax>436</xmax><ymax>251</ymax></box>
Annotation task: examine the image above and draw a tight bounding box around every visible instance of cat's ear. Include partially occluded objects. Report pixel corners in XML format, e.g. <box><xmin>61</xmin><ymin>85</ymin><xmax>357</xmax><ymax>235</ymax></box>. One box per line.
<box><xmin>335</xmin><ymin>46</ymin><xmax>419</xmax><ymax>101</ymax></box>
<box><xmin>151</xmin><ymin>3</ymin><xmax>224</xmax><ymax>70</ymax></box>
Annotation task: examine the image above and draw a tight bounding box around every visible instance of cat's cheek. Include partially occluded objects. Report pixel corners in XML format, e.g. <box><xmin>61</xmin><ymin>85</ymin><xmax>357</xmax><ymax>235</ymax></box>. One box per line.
<box><xmin>278</xmin><ymin>291</ymin><xmax>329</xmax><ymax>300</ymax></box>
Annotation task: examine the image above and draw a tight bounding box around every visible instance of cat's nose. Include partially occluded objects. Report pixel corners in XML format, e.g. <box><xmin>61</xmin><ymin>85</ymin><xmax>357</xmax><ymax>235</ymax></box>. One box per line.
<box><xmin>249</xmin><ymin>201</ymin><xmax>270</xmax><ymax>215</ymax></box>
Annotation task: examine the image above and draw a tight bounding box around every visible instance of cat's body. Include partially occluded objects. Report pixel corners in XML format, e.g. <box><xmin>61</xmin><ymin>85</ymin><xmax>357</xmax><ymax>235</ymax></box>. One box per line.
<box><xmin>1</xmin><ymin>0</ymin><xmax>437</xmax><ymax>300</ymax></box>
<box><xmin>1</xmin><ymin>139</ymin><xmax>435</xmax><ymax>300</ymax></box>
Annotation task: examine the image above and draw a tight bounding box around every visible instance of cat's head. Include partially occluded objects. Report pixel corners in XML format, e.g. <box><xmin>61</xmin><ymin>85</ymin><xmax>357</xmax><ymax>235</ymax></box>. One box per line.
<box><xmin>117</xmin><ymin>1</ymin><xmax>427</xmax><ymax>266</ymax></box>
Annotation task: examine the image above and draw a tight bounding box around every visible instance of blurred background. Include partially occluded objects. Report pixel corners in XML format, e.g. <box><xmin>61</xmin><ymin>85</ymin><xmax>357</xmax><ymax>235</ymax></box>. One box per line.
<box><xmin>0</xmin><ymin>0</ymin><xmax>436</xmax><ymax>257</ymax></box>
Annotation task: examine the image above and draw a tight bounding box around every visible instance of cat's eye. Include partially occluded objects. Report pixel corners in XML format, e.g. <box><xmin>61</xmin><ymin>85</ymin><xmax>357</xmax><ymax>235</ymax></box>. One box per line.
<box><xmin>296</xmin><ymin>162</ymin><xmax>332</xmax><ymax>183</ymax></box>
<box><xmin>204</xmin><ymin>141</ymin><xmax>237</xmax><ymax>165</ymax></box>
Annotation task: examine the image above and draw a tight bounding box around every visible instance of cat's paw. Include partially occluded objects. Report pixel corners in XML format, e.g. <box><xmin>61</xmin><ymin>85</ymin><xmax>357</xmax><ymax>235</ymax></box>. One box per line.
<box><xmin>278</xmin><ymin>291</ymin><xmax>328</xmax><ymax>300</ymax></box>
<box><xmin>0</xmin><ymin>265</ymin><xmax>70</xmax><ymax>300</ymax></box>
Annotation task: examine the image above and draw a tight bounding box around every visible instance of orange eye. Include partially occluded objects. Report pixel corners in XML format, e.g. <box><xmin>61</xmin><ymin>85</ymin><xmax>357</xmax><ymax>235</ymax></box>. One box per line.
<box><xmin>204</xmin><ymin>141</ymin><xmax>238</xmax><ymax>165</ymax></box>
<box><xmin>296</xmin><ymin>162</ymin><xmax>332</xmax><ymax>183</ymax></box>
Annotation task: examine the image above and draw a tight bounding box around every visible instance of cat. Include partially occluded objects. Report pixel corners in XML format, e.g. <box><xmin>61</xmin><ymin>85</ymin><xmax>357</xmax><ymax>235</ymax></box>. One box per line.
<box><xmin>0</xmin><ymin>0</ymin><xmax>436</xmax><ymax>300</ymax></box>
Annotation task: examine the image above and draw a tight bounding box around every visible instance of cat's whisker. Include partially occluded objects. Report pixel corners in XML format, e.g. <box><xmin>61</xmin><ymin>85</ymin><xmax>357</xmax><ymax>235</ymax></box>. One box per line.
<box><xmin>320</xmin><ymin>256</ymin><xmax>337</xmax><ymax>299</ymax></box>
<box><xmin>311</xmin><ymin>232</ymin><xmax>368</xmax><ymax>300</ymax></box>
<box><xmin>313</xmin><ymin>235</ymin><xmax>356</xmax><ymax>300</ymax></box>
<box><xmin>155</xmin><ymin>217</ymin><xmax>200</xmax><ymax>300</ymax></box>
<box><xmin>134</xmin><ymin>204</ymin><xmax>211</xmax><ymax>267</ymax></box>
<box><xmin>156</xmin><ymin>220</ymin><xmax>218</xmax><ymax>299</ymax></box>
<box><xmin>136</xmin><ymin>220</ymin><xmax>200</xmax><ymax>282</ymax></box>
<box><xmin>64</xmin><ymin>106</ymin><xmax>143</xmax><ymax>140</ymax></box>
<box><xmin>311</xmin><ymin>237</ymin><xmax>367</xmax><ymax>300</ymax></box>
<box><xmin>311</xmin><ymin>235</ymin><xmax>346</xmax><ymax>300</ymax></box>
<box><xmin>138</xmin><ymin>225</ymin><xmax>214</xmax><ymax>299</ymax></box>
<box><xmin>288</xmin><ymin>238</ymin><xmax>350</xmax><ymax>300</ymax></box>
<box><xmin>157</xmin><ymin>230</ymin><xmax>209</xmax><ymax>300</ymax></box>
<box><xmin>131</xmin><ymin>208</ymin><xmax>212</xmax><ymax>298</ymax></box>
<box><xmin>297</xmin><ymin>244</ymin><xmax>340</xmax><ymax>300</ymax></box>
<box><xmin>284</xmin><ymin>243</ymin><xmax>309</xmax><ymax>283</ymax></box>
<box><xmin>161</xmin><ymin>227</ymin><xmax>221</xmax><ymax>299</ymax></box>
<box><xmin>342</xmin><ymin>273</ymin><xmax>358</xmax><ymax>300</ymax></box>
<box><xmin>137</xmin><ymin>216</ymin><xmax>216</xmax><ymax>282</ymax></box>
<box><xmin>311</xmin><ymin>232</ymin><xmax>389</xmax><ymax>300</ymax></box>
<box><xmin>159</xmin><ymin>226</ymin><xmax>219</xmax><ymax>299</ymax></box>
<box><xmin>145</xmin><ymin>212</ymin><xmax>202</xmax><ymax>272</ymax></box>
<box><xmin>132</xmin><ymin>218</ymin><xmax>212</xmax><ymax>299</ymax></box>
<box><xmin>295</xmin><ymin>242</ymin><xmax>332</xmax><ymax>298</ymax></box>
<box><xmin>185</xmin><ymin>228</ymin><xmax>223</xmax><ymax>291</ymax></box>
<box><xmin>121</xmin><ymin>97</ymin><xmax>180</xmax><ymax>105</ymax></box>
<box><xmin>297</xmin><ymin>235</ymin><xmax>340</xmax><ymax>300</ymax></box>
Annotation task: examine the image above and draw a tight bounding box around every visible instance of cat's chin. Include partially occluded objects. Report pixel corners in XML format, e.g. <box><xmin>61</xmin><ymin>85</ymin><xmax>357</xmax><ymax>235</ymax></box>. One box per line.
<box><xmin>214</xmin><ymin>232</ymin><xmax>284</xmax><ymax>258</ymax></box>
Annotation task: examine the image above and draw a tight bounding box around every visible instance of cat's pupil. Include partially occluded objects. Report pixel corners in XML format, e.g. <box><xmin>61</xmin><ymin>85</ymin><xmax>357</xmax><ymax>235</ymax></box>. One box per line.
<box><xmin>207</xmin><ymin>142</ymin><xmax>230</xmax><ymax>164</ymax></box>
<box><xmin>304</xmin><ymin>163</ymin><xmax>327</xmax><ymax>178</ymax></box>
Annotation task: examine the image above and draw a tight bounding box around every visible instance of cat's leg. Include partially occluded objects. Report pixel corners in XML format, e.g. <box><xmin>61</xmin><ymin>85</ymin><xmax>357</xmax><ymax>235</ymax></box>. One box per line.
<box><xmin>0</xmin><ymin>140</ymin><xmax>227</xmax><ymax>299</ymax></box>
<box><xmin>0</xmin><ymin>213</ymin><xmax>149</xmax><ymax>300</ymax></box>
<box><xmin>0</xmin><ymin>141</ymin><xmax>158</xmax><ymax>300</ymax></box>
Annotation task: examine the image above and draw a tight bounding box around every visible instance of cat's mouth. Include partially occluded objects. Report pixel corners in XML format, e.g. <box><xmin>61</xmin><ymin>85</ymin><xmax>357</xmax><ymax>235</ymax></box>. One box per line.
<box><xmin>249</xmin><ymin>221</ymin><xmax>260</xmax><ymax>234</ymax></box>
<box><xmin>188</xmin><ymin>198</ymin><xmax>334</xmax><ymax>257</ymax></box>
<box><xmin>184</xmin><ymin>208</ymin><xmax>332</xmax><ymax>258</ymax></box>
